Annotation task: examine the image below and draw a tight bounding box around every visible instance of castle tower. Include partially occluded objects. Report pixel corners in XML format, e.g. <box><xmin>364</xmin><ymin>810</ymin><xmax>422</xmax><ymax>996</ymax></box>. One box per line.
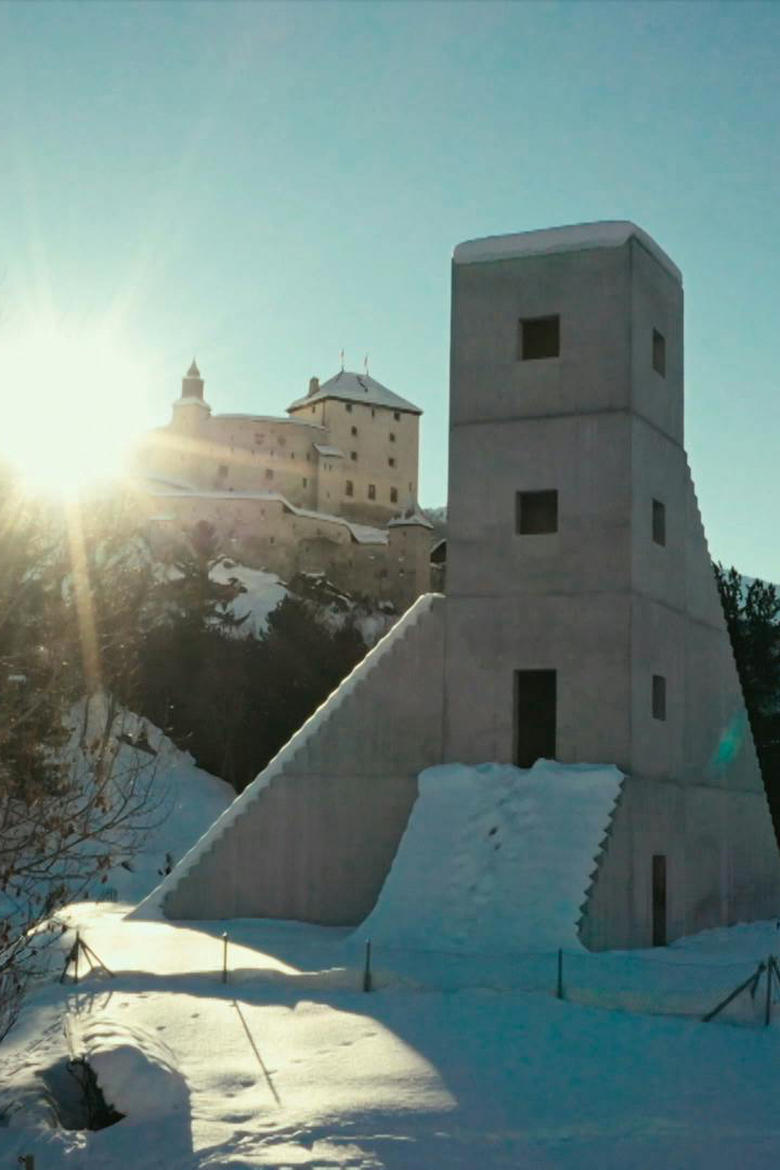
<box><xmin>171</xmin><ymin>358</ymin><xmax>211</xmax><ymax>435</ymax></box>
<box><xmin>446</xmin><ymin>222</ymin><xmax>780</xmax><ymax>946</ymax></box>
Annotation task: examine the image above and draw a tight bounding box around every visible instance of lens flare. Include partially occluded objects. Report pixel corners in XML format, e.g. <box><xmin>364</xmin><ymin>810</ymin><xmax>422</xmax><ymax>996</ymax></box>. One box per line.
<box><xmin>0</xmin><ymin>313</ymin><xmax>150</xmax><ymax>497</ymax></box>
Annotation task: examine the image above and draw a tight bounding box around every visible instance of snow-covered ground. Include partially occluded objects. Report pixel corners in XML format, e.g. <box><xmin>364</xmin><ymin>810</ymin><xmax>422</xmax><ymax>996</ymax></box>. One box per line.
<box><xmin>4</xmin><ymin>758</ymin><xmax>780</xmax><ymax>1168</ymax></box>
<box><xmin>4</xmin><ymin>907</ymin><xmax>780</xmax><ymax>1169</ymax></box>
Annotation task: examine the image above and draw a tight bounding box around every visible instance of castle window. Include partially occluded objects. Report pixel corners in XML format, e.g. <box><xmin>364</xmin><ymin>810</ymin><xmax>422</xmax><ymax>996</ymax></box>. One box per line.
<box><xmin>350</xmin><ymin>451</ymin><xmax>357</xmax><ymax>461</ymax></box>
<box><xmin>653</xmin><ymin>329</ymin><xmax>666</xmax><ymax>377</ymax></box>
<box><xmin>345</xmin><ymin>480</ymin><xmax>354</xmax><ymax>497</ymax></box>
<box><xmin>390</xmin><ymin>487</ymin><xmax>398</xmax><ymax>503</ymax></box>
<box><xmin>519</xmin><ymin>315</ymin><xmax>560</xmax><ymax>361</ymax></box>
<box><xmin>351</xmin><ymin>425</ymin><xmax>358</xmax><ymax>436</ymax></box>
<box><xmin>368</xmin><ymin>484</ymin><xmax>376</xmax><ymax>500</ymax></box>
<box><xmin>394</xmin><ymin>411</ymin><xmax>401</xmax><ymax>421</ymax></box>
<box><xmin>652</xmin><ymin>674</ymin><xmax>667</xmax><ymax>721</ymax></box>
<box><xmin>652</xmin><ymin>499</ymin><xmax>666</xmax><ymax>546</ymax></box>
<box><xmin>371</xmin><ymin>408</ymin><xmax>376</xmax><ymax>418</ymax></box>
<box><xmin>516</xmin><ymin>490</ymin><xmax>558</xmax><ymax>534</ymax></box>
<box><xmin>346</xmin><ymin>403</ymin><xmax>353</xmax><ymax>412</ymax></box>
<box><xmin>389</xmin><ymin>432</ymin><xmax>396</xmax><ymax>443</ymax></box>
<box><xmin>265</xmin><ymin>468</ymin><xmax>274</xmax><ymax>481</ymax></box>
<box><xmin>278</xmin><ymin>436</ymin><xmax>286</xmax><ymax>447</ymax></box>
<box><xmin>302</xmin><ymin>477</ymin><xmax>308</xmax><ymax>488</ymax></box>
<box><xmin>388</xmin><ymin>457</ymin><xmax>396</xmax><ymax>468</ymax></box>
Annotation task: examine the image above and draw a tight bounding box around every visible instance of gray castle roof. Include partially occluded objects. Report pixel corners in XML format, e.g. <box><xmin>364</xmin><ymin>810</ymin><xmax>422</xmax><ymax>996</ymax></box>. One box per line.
<box><xmin>287</xmin><ymin>370</ymin><xmax>421</xmax><ymax>416</ymax></box>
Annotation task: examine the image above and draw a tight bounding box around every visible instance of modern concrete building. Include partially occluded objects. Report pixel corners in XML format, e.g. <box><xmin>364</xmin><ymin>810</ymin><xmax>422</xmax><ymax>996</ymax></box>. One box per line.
<box><xmin>150</xmin><ymin>222</ymin><xmax>780</xmax><ymax>949</ymax></box>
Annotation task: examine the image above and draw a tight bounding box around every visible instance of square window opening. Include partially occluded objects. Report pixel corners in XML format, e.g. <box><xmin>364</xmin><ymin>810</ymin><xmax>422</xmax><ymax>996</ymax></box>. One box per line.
<box><xmin>519</xmin><ymin>315</ymin><xmax>560</xmax><ymax>361</ymax></box>
<box><xmin>516</xmin><ymin>490</ymin><xmax>558</xmax><ymax>535</ymax></box>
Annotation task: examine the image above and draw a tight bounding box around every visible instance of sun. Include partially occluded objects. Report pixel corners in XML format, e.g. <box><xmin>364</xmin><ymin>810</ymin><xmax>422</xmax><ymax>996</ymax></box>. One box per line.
<box><xmin>0</xmin><ymin>313</ymin><xmax>151</xmax><ymax>497</ymax></box>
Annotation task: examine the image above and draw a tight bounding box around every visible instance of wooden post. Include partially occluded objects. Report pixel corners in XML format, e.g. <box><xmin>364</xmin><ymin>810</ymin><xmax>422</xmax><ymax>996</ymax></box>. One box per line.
<box><xmin>363</xmin><ymin>939</ymin><xmax>372</xmax><ymax>993</ymax></box>
<box><xmin>556</xmin><ymin>948</ymin><xmax>564</xmax><ymax>1000</ymax></box>
<box><xmin>703</xmin><ymin>961</ymin><xmax>765</xmax><ymax>1023</ymax></box>
<box><xmin>221</xmin><ymin>932</ymin><xmax>228</xmax><ymax>984</ymax></box>
<box><xmin>74</xmin><ymin>931</ymin><xmax>80</xmax><ymax>985</ymax></box>
<box><xmin>765</xmin><ymin>955</ymin><xmax>773</xmax><ymax>1027</ymax></box>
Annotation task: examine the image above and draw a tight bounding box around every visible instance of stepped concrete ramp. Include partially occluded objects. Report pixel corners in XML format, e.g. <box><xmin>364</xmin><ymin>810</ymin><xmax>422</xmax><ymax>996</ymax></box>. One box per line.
<box><xmin>136</xmin><ymin>594</ymin><xmax>446</xmax><ymax>925</ymax></box>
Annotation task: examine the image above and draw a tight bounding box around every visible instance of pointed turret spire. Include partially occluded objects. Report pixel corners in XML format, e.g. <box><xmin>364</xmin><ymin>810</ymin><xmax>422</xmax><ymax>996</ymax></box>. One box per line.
<box><xmin>180</xmin><ymin>358</ymin><xmax>205</xmax><ymax>401</ymax></box>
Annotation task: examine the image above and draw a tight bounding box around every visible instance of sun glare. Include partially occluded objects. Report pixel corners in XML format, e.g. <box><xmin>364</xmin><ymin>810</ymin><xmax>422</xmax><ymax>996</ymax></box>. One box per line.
<box><xmin>0</xmin><ymin>315</ymin><xmax>150</xmax><ymax>497</ymax></box>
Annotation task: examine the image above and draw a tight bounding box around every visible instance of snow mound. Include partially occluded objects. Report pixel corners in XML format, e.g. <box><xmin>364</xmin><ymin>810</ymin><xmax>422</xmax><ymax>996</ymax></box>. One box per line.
<box><xmin>80</xmin><ymin>1019</ymin><xmax>188</xmax><ymax>1120</ymax></box>
<box><xmin>360</xmin><ymin>760</ymin><xmax>624</xmax><ymax>953</ymax></box>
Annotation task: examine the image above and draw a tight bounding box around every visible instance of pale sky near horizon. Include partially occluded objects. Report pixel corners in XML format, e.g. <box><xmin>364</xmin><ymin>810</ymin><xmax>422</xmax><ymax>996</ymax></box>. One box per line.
<box><xmin>0</xmin><ymin>1</ymin><xmax>778</xmax><ymax>578</ymax></box>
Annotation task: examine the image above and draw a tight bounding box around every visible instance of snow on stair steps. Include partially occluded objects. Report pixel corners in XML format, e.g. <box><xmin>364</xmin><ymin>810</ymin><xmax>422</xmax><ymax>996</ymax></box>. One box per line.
<box><xmin>359</xmin><ymin>760</ymin><xmax>625</xmax><ymax>953</ymax></box>
<box><xmin>132</xmin><ymin>593</ymin><xmax>443</xmax><ymax>919</ymax></box>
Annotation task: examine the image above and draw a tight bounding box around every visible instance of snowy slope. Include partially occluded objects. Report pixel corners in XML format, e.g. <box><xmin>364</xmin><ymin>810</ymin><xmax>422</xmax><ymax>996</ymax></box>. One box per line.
<box><xmin>208</xmin><ymin>560</ymin><xmax>288</xmax><ymax>633</ymax></box>
<box><xmin>95</xmin><ymin>715</ymin><xmax>234</xmax><ymax>905</ymax></box>
<box><xmin>360</xmin><ymin>760</ymin><xmax>624</xmax><ymax>952</ymax></box>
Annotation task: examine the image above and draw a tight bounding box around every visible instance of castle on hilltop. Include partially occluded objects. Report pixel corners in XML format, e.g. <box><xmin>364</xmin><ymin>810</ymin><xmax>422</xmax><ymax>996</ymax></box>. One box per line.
<box><xmin>134</xmin><ymin>362</ymin><xmax>433</xmax><ymax>608</ymax></box>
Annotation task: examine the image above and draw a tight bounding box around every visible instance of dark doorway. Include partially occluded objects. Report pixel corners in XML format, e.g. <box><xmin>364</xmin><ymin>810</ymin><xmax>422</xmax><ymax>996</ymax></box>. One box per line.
<box><xmin>514</xmin><ymin>670</ymin><xmax>556</xmax><ymax>767</ymax></box>
<box><xmin>652</xmin><ymin>854</ymin><xmax>667</xmax><ymax>947</ymax></box>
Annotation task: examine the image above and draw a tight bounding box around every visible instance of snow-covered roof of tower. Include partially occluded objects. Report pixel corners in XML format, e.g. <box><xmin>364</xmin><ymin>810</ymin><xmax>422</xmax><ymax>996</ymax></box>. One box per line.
<box><xmin>453</xmin><ymin>221</ymin><xmax>681</xmax><ymax>283</ymax></box>
<box><xmin>388</xmin><ymin>500</ymin><xmax>434</xmax><ymax>529</ymax></box>
<box><xmin>287</xmin><ymin>370</ymin><xmax>422</xmax><ymax>416</ymax></box>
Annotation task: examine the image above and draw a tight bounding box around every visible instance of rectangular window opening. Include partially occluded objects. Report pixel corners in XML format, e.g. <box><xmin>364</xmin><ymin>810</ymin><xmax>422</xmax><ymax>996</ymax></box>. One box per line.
<box><xmin>514</xmin><ymin>669</ymin><xmax>557</xmax><ymax>768</ymax></box>
<box><xmin>393</xmin><ymin>411</ymin><xmax>400</xmax><ymax>421</ymax></box>
<box><xmin>389</xmin><ymin>432</ymin><xmax>396</xmax><ymax>443</ymax></box>
<box><xmin>350</xmin><ymin>451</ymin><xmax>357</xmax><ymax>461</ymax></box>
<box><xmin>653</xmin><ymin>329</ymin><xmax>666</xmax><ymax>377</ymax></box>
<box><xmin>368</xmin><ymin>484</ymin><xmax>376</xmax><ymax>500</ymax></box>
<box><xmin>390</xmin><ymin>487</ymin><xmax>398</xmax><ymax>503</ymax></box>
<box><xmin>346</xmin><ymin>403</ymin><xmax>353</xmax><ymax>412</ymax></box>
<box><xmin>345</xmin><ymin>480</ymin><xmax>354</xmax><ymax>497</ymax></box>
<box><xmin>652</xmin><ymin>499</ymin><xmax>666</xmax><ymax>546</ymax></box>
<box><xmin>652</xmin><ymin>854</ymin><xmax>667</xmax><ymax>947</ymax></box>
<box><xmin>652</xmin><ymin>674</ymin><xmax>666</xmax><ymax>721</ymax></box>
<box><xmin>351</xmin><ymin>425</ymin><xmax>358</xmax><ymax>436</ymax></box>
<box><xmin>516</xmin><ymin>490</ymin><xmax>558</xmax><ymax>535</ymax></box>
<box><xmin>388</xmin><ymin>457</ymin><xmax>396</xmax><ymax>468</ymax></box>
<box><xmin>519</xmin><ymin>315</ymin><xmax>560</xmax><ymax>361</ymax></box>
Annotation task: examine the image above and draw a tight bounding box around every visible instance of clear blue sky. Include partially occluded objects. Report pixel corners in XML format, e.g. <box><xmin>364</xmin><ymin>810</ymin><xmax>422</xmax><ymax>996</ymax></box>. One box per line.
<box><xmin>1</xmin><ymin>1</ymin><xmax>778</xmax><ymax>578</ymax></box>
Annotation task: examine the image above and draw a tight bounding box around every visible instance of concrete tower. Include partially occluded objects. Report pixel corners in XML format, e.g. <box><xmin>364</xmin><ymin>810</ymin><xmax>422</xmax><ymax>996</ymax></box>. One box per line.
<box><xmin>446</xmin><ymin>222</ymin><xmax>779</xmax><ymax>947</ymax></box>
<box><xmin>150</xmin><ymin>221</ymin><xmax>780</xmax><ymax>950</ymax></box>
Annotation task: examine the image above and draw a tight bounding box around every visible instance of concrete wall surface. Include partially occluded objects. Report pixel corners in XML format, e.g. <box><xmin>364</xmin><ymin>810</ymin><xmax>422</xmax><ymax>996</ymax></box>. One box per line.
<box><xmin>160</xmin><ymin>593</ymin><xmax>446</xmax><ymax>924</ymax></box>
<box><xmin>581</xmin><ymin>774</ymin><xmax>780</xmax><ymax>950</ymax></box>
